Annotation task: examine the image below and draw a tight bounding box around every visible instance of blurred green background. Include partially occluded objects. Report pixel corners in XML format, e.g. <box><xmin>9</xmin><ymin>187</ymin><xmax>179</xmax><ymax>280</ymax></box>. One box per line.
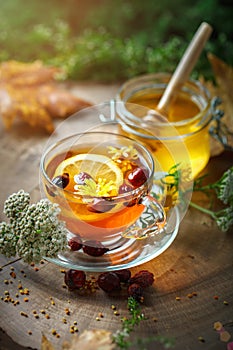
<box><xmin>0</xmin><ymin>0</ymin><xmax>232</xmax><ymax>81</ymax></box>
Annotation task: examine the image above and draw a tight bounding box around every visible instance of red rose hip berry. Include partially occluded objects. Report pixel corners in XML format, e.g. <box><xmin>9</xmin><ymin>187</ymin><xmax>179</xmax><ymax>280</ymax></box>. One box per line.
<box><xmin>97</xmin><ymin>272</ymin><xmax>121</xmax><ymax>293</ymax></box>
<box><xmin>83</xmin><ymin>240</ymin><xmax>109</xmax><ymax>257</ymax></box>
<box><xmin>127</xmin><ymin>167</ymin><xmax>148</xmax><ymax>188</ymax></box>
<box><xmin>68</xmin><ymin>235</ymin><xmax>83</xmax><ymax>251</ymax></box>
<box><xmin>87</xmin><ymin>198</ymin><xmax>115</xmax><ymax>213</ymax></box>
<box><xmin>119</xmin><ymin>183</ymin><xmax>134</xmax><ymax>194</ymax></box>
<box><xmin>74</xmin><ymin>172</ymin><xmax>93</xmax><ymax>185</ymax></box>
<box><xmin>64</xmin><ymin>269</ymin><xmax>86</xmax><ymax>290</ymax></box>
<box><xmin>128</xmin><ymin>283</ymin><xmax>144</xmax><ymax>302</ymax></box>
<box><xmin>52</xmin><ymin>173</ymin><xmax>69</xmax><ymax>189</ymax></box>
<box><xmin>130</xmin><ymin>270</ymin><xmax>154</xmax><ymax>288</ymax></box>
<box><xmin>115</xmin><ymin>269</ymin><xmax>131</xmax><ymax>283</ymax></box>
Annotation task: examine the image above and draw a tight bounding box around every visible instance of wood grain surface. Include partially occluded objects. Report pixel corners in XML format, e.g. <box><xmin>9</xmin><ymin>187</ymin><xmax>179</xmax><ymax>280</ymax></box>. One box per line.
<box><xmin>0</xmin><ymin>82</ymin><xmax>232</xmax><ymax>350</ymax></box>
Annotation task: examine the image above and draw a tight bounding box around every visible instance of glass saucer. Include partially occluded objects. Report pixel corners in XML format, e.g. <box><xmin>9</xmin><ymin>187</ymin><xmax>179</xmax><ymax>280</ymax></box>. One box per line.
<box><xmin>45</xmin><ymin>205</ymin><xmax>180</xmax><ymax>272</ymax></box>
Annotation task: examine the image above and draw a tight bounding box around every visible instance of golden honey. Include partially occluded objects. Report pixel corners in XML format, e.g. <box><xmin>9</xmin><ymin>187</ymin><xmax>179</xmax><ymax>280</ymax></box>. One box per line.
<box><xmin>116</xmin><ymin>73</ymin><xmax>213</xmax><ymax>178</ymax></box>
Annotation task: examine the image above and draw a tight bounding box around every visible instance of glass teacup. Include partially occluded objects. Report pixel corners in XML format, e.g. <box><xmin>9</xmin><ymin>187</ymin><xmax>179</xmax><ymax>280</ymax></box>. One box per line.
<box><xmin>40</xmin><ymin>131</ymin><xmax>182</xmax><ymax>270</ymax></box>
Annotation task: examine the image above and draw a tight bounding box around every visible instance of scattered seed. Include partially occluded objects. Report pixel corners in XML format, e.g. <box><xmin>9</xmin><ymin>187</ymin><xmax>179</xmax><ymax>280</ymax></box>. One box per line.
<box><xmin>24</xmin><ymin>297</ymin><xmax>29</xmax><ymax>302</ymax></box>
<box><xmin>175</xmin><ymin>296</ymin><xmax>181</xmax><ymax>301</ymax></box>
<box><xmin>45</xmin><ymin>314</ymin><xmax>50</xmax><ymax>319</ymax></box>
<box><xmin>111</xmin><ymin>305</ymin><xmax>116</xmax><ymax>310</ymax></box>
<box><xmin>15</xmin><ymin>293</ymin><xmax>19</xmax><ymax>298</ymax></box>
<box><xmin>70</xmin><ymin>326</ymin><xmax>76</xmax><ymax>333</ymax></box>
<box><xmin>60</xmin><ymin>269</ymin><xmax>66</xmax><ymax>273</ymax></box>
<box><xmin>51</xmin><ymin>329</ymin><xmax>57</xmax><ymax>335</ymax></box>
<box><xmin>30</xmin><ymin>263</ymin><xmax>35</xmax><ymax>267</ymax></box>
<box><xmin>98</xmin><ymin>312</ymin><xmax>104</xmax><ymax>318</ymax></box>
<box><xmin>34</xmin><ymin>314</ymin><xmax>39</xmax><ymax>319</ymax></box>
<box><xmin>4</xmin><ymin>291</ymin><xmax>9</xmax><ymax>295</ymax></box>
<box><xmin>28</xmin><ymin>331</ymin><xmax>32</xmax><ymax>335</ymax></box>
<box><xmin>4</xmin><ymin>280</ymin><xmax>9</xmax><ymax>285</ymax></box>
<box><xmin>188</xmin><ymin>254</ymin><xmax>195</xmax><ymax>259</ymax></box>
<box><xmin>95</xmin><ymin>317</ymin><xmax>100</xmax><ymax>321</ymax></box>
<box><xmin>198</xmin><ymin>336</ymin><xmax>205</xmax><ymax>343</ymax></box>
<box><xmin>10</xmin><ymin>271</ymin><xmax>16</xmax><ymax>279</ymax></box>
<box><xmin>187</xmin><ymin>293</ymin><xmax>193</xmax><ymax>299</ymax></box>
<box><xmin>223</xmin><ymin>301</ymin><xmax>229</xmax><ymax>305</ymax></box>
<box><xmin>213</xmin><ymin>295</ymin><xmax>219</xmax><ymax>300</ymax></box>
<box><xmin>10</xmin><ymin>267</ymin><xmax>14</xmax><ymax>271</ymax></box>
<box><xmin>114</xmin><ymin>311</ymin><xmax>120</xmax><ymax>316</ymax></box>
<box><xmin>62</xmin><ymin>318</ymin><xmax>67</xmax><ymax>324</ymax></box>
<box><xmin>40</xmin><ymin>309</ymin><xmax>46</xmax><ymax>314</ymax></box>
<box><xmin>56</xmin><ymin>334</ymin><xmax>60</xmax><ymax>338</ymax></box>
<box><xmin>20</xmin><ymin>311</ymin><xmax>28</xmax><ymax>317</ymax></box>
<box><xmin>65</xmin><ymin>308</ymin><xmax>70</xmax><ymax>315</ymax></box>
<box><xmin>34</xmin><ymin>267</ymin><xmax>39</xmax><ymax>272</ymax></box>
<box><xmin>152</xmin><ymin>317</ymin><xmax>158</xmax><ymax>322</ymax></box>
<box><xmin>32</xmin><ymin>310</ymin><xmax>37</xmax><ymax>314</ymax></box>
<box><xmin>73</xmin><ymin>321</ymin><xmax>77</xmax><ymax>325</ymax></box>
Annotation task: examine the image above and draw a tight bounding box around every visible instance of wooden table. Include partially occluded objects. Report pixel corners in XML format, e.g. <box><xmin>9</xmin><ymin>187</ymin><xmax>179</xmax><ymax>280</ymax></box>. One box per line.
<box><xmin>0</xmin><ymin>82</ymin><xmax>232</xmax><ymax>350</ymax></box>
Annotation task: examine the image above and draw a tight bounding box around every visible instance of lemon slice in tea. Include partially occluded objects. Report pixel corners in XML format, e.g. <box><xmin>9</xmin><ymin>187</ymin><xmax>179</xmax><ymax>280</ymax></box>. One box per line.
<box><xmin>53</xmin><ymin>153</ymin><xmax>124</xmax><ymax>223</ymax></box>
<box><xmin>54</xmin><ymin>153</ymin><xmax>124</xmax><ymax>194</ymax></box>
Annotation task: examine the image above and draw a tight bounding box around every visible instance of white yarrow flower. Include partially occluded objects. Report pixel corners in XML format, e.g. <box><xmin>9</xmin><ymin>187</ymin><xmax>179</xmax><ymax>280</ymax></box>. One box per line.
<box><xmin>0</xmin><ymin>190</ymin><xmax>68</xmax><ymax>263</ymax></box>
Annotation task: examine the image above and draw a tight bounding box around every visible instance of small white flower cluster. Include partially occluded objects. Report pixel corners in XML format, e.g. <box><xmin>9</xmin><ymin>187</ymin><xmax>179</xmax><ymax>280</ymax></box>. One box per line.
<box><xmin>107</xmin><ymin>145</ymin><xmax>138</xmax><ymax>160</ymax></box>
<box><xmin>216</xmin><ymin>166</ymin><xmax>233</xmax><ymax>205</ymax></box>
<box><xmin>0</xmin><ymin>190</ymin><xmax>68</xmax><ymax>263</ymax></box>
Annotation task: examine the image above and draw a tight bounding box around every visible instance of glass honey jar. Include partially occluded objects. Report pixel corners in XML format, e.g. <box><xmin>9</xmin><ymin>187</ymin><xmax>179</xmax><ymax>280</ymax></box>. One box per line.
<box><xmin>116</xmin><ymin>73</ymin><xmax>217</xmax><ymax>178</ymax></box>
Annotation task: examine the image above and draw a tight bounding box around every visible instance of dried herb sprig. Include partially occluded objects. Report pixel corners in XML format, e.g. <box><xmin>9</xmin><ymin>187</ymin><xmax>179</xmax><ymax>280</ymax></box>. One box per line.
<box><xmin>189</xmin><ymin>166</ymin><xmax>233</xmax><ymax>232</ymax></box>
<box><xmin>113</xmin><ymin>297</ymin><xmax>174</xmax><ymax>349</ymax></box>
<box><xmin>0</xmin><ymin>189</ymin><xmax>68</xmax><ymax>263</ymax></box>
<box><xmin>161</xmin><ymin>165</ymin><xmax>233</xmax><ymax>232</ymax></box>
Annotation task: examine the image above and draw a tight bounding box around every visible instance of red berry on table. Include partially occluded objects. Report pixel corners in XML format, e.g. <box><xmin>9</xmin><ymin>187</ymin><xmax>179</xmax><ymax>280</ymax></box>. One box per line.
<box><xmin>64</xmin><ymin>269</ymin><xmax>86</xmax><ymax>290</ymax></box>
<box><xmin>128</xmin><ymin>283</ymin><xmax>144</xmax><ymax>302</ymax></box>
<box><xmin>130</xmin><ymin>270</ymin><xmax>154</xmax><ymax>288</ymax></box>
<box><xmin>127</xmin><ymin>167</ymin><xmax>148</xmax><ymax>188</ymax></box>
<box><xmin>115</xmin><ymin>269</ymin><xmax>131</xmax><ymax>283</ymax></box>
<box><xmin>97</xmin><ymin>272</ymin><xmax>121</xmax><ymax>293</ymax></box>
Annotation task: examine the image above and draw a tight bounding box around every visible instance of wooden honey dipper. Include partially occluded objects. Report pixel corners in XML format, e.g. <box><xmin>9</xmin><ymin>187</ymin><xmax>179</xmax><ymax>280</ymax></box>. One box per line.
<box><xmin>144</xmin><ymin>22</ymin><xmax>213</xmax><ymax>122</ymax></box>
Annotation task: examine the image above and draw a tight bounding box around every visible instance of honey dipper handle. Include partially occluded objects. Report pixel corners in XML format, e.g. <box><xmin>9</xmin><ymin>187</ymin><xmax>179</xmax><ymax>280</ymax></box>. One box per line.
<box><xmin>157</xmin><ymin>22</ymin><xmax>213</xmax><ymax>112</ymax></box>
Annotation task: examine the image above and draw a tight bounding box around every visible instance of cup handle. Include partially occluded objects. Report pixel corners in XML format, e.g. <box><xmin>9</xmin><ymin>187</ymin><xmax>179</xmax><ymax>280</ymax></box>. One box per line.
<box><xmin>121</xmin><ymin>194</ymin><xmax>166</xmax><ymax>239</ymax></box>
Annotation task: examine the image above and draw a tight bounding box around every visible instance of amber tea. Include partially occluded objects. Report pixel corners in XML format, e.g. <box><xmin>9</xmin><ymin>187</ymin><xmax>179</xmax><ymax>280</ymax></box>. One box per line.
<box><xmin>41</xmin><ymin>132</ymin><xmax>166</xmax><ymax>246</ymax></box>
